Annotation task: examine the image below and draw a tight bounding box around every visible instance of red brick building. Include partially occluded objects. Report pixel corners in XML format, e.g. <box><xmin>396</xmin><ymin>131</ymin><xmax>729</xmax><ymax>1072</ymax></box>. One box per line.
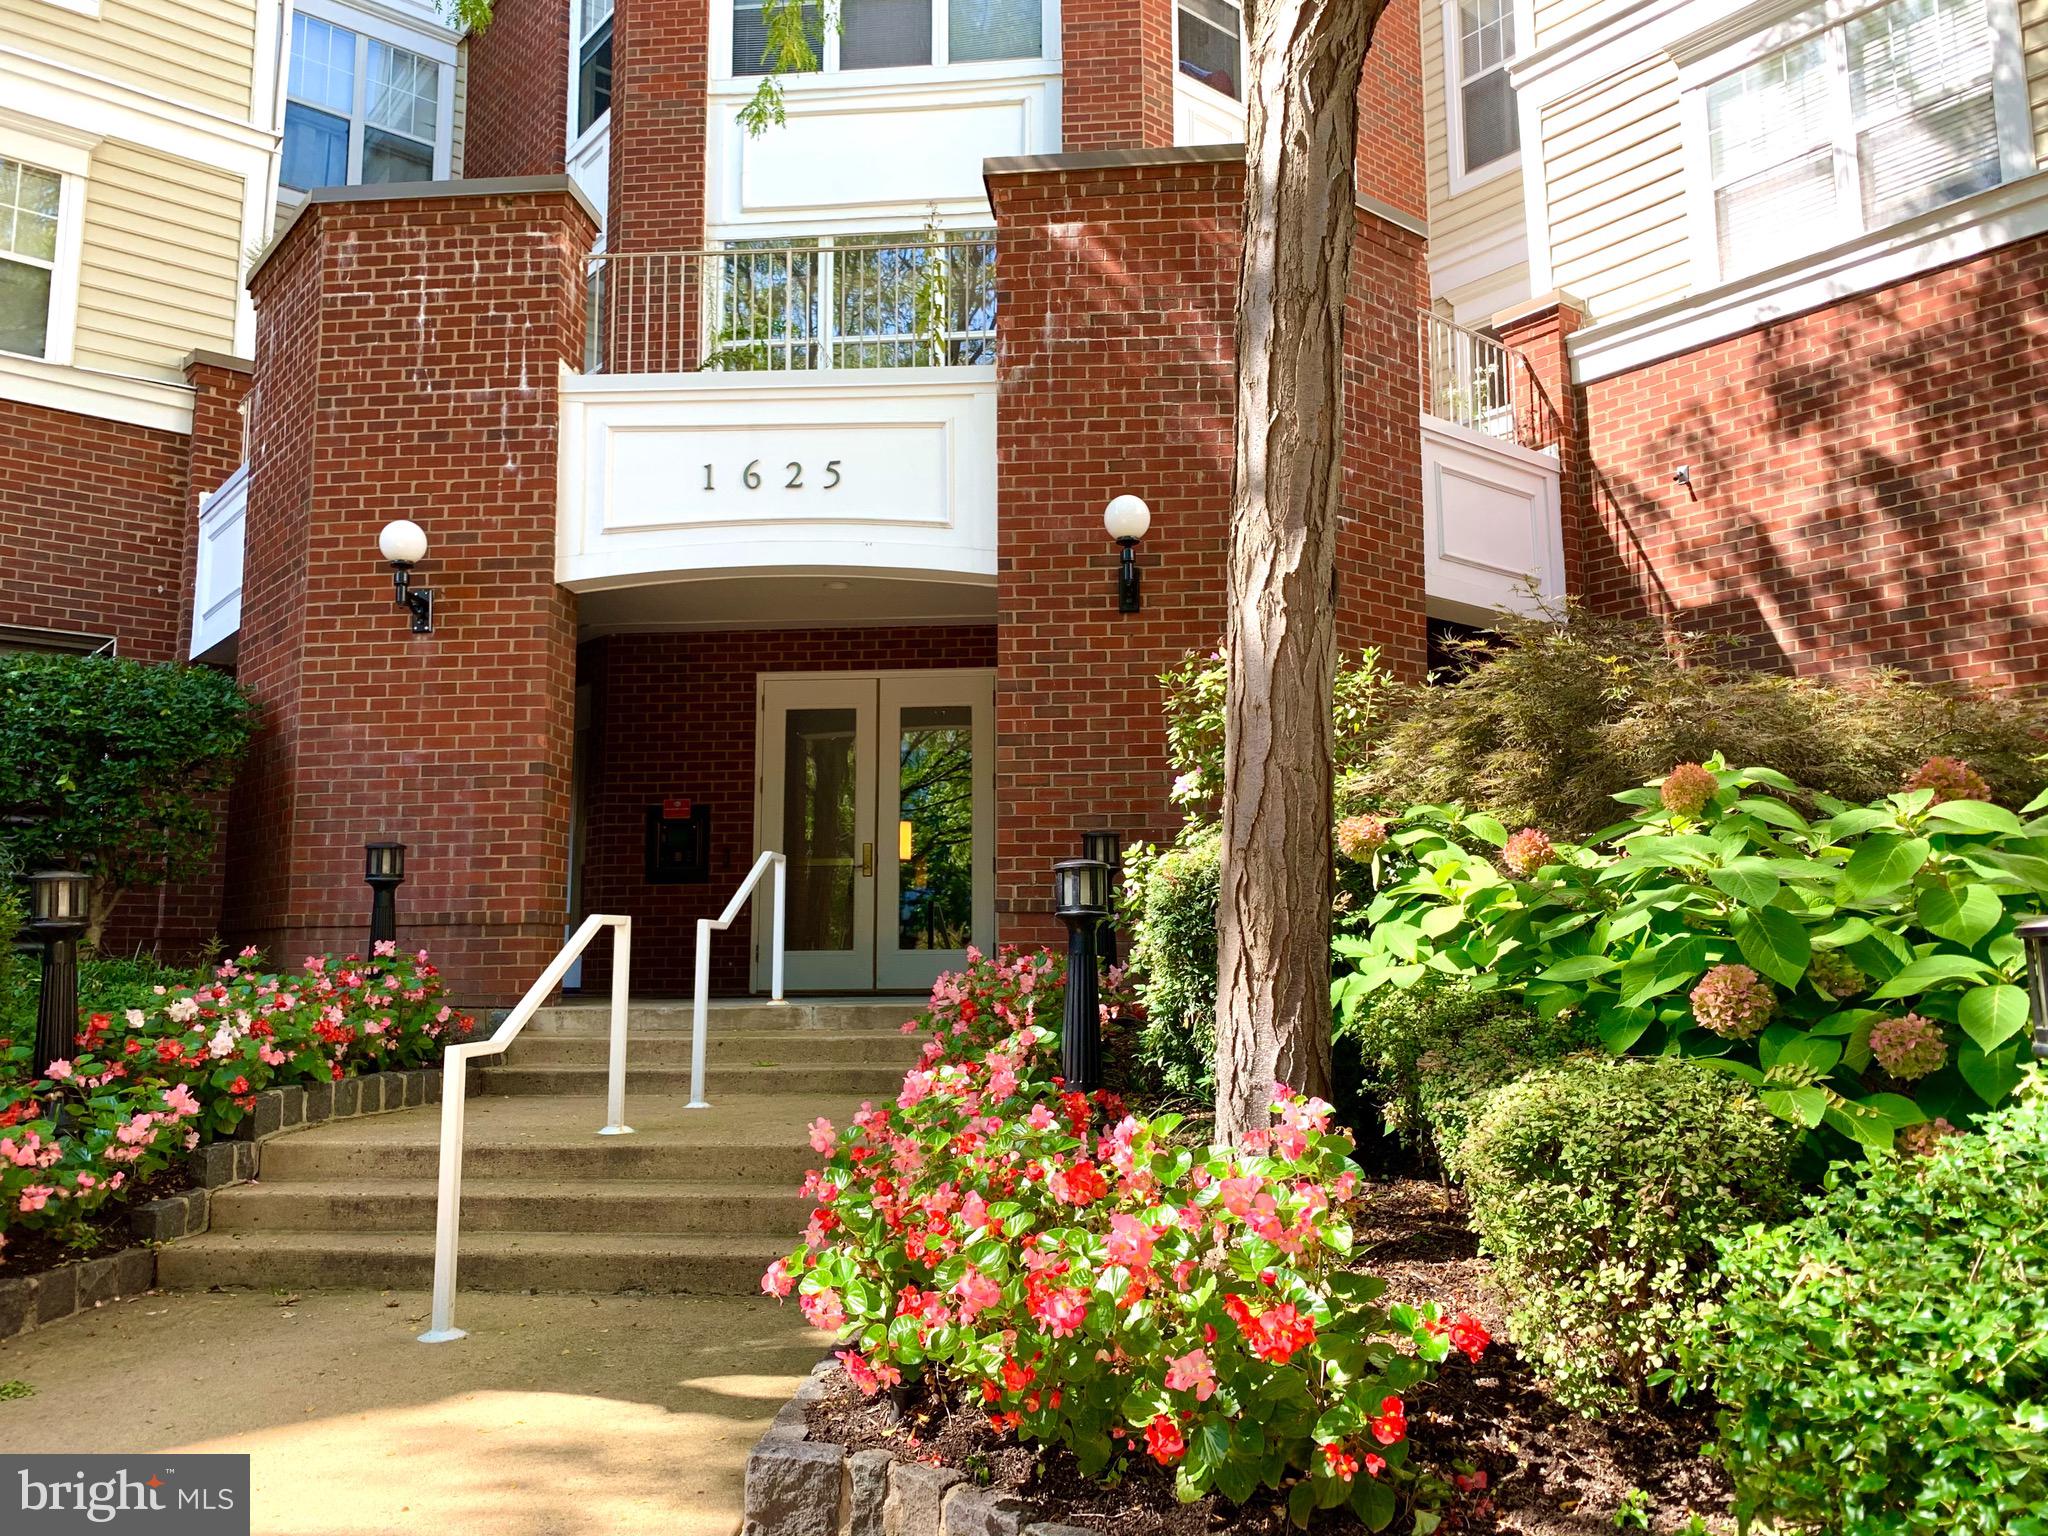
<box><xmin>11</xmin><ymin>0</ymin><xmax>2048</xmax><ymax>1001</ymax></box>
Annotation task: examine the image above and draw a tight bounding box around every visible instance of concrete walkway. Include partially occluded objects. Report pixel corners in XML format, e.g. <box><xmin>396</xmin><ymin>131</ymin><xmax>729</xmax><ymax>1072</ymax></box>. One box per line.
<box><xmin>0</xmin><ymin>1288</ymin><xmax>820</xmax><ymax>1536</ymax></box>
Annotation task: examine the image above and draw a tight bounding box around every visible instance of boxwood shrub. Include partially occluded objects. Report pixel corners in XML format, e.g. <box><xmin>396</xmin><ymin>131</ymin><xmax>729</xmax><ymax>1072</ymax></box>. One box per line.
<box><xmin>1125</xmin><ymin>828</ymin><xmax>1221</xmax><ymax>1098</ymax></box>
<box><xmin>1683</xmin><ymin>1072</ymin><xmax>2048</xmax><ymax>1536</ymax></box>
<box><xmin>1454</xmin><ymin>1055</ymin><xmax>1798</xmax><ymax>1415</ymax></box>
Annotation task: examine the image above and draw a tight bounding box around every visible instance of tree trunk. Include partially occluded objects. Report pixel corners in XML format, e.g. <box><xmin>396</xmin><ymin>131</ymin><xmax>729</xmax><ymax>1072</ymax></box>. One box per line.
<box><xmin>1214</xmin><ymin>0</ymin><xmax>1385</xmax><ymax>1142</ymax></box>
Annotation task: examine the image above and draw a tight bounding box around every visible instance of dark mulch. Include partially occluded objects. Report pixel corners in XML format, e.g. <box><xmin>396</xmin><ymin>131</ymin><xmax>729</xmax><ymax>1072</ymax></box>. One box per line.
<box><xmin>0</xmin><ymin>1163</ymin><xmax>194</xmax><ymax>1279</ymax></box>
<box><xmin>805</xmin><ymin>1177</ymin><xmax>1732</xmax><ymax>1536</ymax></box>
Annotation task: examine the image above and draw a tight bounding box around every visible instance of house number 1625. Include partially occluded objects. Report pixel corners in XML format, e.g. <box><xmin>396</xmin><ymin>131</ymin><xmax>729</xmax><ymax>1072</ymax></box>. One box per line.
<box><xmin>702</xmin><ymin>459</ymin><xmax>842</xmax><ymax>491</ymax></box>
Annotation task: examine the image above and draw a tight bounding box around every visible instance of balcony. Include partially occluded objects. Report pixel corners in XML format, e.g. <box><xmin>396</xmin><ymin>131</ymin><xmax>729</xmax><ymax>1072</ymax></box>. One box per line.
<box><xmin>1417</xmin><ymin>312</ymin><xmax>1565</xmax><ymax>625</ymax></box>
<box><xmin>559</xmin><ymin>235</ymin><xmax>999</xmax><ymax>612</ymax></box>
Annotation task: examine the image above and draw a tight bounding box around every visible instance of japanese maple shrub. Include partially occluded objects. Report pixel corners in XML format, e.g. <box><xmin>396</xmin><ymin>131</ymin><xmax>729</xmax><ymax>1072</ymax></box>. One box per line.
<box><xmin>1337</xmin><ymin>758</ymin><xmax>2048</xmax><ymax>1157</ymax></box>
<box><xmin>764</xmin><ymin>947</ymin><xmax>1488</xmax><ymax>1531</ymax></box>
<box><xmin>1682</xmin><ymin>1071</ymin><xmax>2048</xmax><ymax>1535</ymax></box>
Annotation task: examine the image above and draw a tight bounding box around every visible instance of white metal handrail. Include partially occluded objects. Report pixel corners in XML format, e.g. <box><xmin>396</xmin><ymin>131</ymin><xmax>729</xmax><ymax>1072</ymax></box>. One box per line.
<box><xmin>418</xmin><ymin>912</ymin><xmax>632</xmax><ymax>1344</ymax></box>
<box><xmin>689</xmin><ymin>850</ymin><xmax>788</xmax><ymax>1110</ymax></box>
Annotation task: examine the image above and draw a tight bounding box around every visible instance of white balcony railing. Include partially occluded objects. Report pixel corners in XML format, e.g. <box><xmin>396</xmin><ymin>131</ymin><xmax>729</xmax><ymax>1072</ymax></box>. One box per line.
<box><xmin>586</xmin><ymin>234</ymin><xmax>997</xmax><ymax>375</ymax></box>
<box><xmin>190</xmin><ymin>462</ymin><xmax>248</xmax><ymax>661</ymax></box>
<box><xmin>1419</xmin><ymin>311</ymin><xmax>1563</xmax><ymax>455</ymax></box>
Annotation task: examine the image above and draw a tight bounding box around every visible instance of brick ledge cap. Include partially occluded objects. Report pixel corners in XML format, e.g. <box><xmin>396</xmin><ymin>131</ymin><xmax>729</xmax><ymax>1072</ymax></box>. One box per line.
<box><xmin>181</xmin><ymin>348</ymin><xmax>254</xmax><ymax>376</ymax></box>
<box><xmin>1491</xmin><ymin>289</ymin><xmax>1589</xmax><ymax>332</ymax></box>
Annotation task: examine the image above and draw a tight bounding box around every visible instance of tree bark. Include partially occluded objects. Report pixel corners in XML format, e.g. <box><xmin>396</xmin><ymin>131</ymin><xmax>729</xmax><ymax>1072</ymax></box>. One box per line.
<box><xmin>1214</xmin><ymin>0</ymin><xmax>1386</xmax><ymax>1142</ymax></box>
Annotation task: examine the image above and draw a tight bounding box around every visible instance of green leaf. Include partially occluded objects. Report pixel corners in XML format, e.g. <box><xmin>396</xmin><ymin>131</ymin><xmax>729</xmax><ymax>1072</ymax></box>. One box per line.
<box><xmin>1838</xmin><ymin>834</ymin><xmax>1931</xmax><ymax>901</ymax></box>
<box><xmin>1924</xmin><ymin>800</ymin><xmax>2026</xmax><ymax>836</ymax></box>
<box><xmin>1709</xmin><ymin>857</ymin><xmax>1782</xmax><ymax>907</ymax></box>
<box><xmin>1733</xmin><ymin>905</ymin><xmax>1810</xmax><ymax>988</ymax></box>
<box><xmin>1461</xmin><ymin>812</ymin><xmax>1509</xmax><ymax>847</ymax></box>
<box><xmin>1958</xmin><ymin>983</ymin><xmax>2030</xmax><ymax>1053</ymax></box>
<box><xmin>1618</xmin><ymin>936</ymin><xmax>1709</xmax><ymax>1008</ymax></box>
<box><xmin>1597</xmin><ymin>1007</ymin><xmax>1653</xmax><ymax>1053</ymax></box>
<box><xmin>1760</xmin><ymin>1085</ymin><xmax>1827</xmax><ymax>1127</ymax></box>
<box><xmin>1733</xmin><ymin>796</ymin><xmax>1812</xmax><ymax>833</ymax></box>
<box><xmin>1958</xmin><ymin>1040</ymin><xmax>2026</xmax><ymax>1107</ymax></box>
<box><xmin>1287</xmin><ymin>1481</ymin><xmax>1316</xmax><ymax>1528</ymax></box>
<box><xmin>1536</xmin><ymin>954</ymin><xmax>1620</xmax><ymax>982</ymax></box>
<box><xmin>1869</xmin><ymin>952</ymin><xmax>1996</xmax><ymax>999</ymax></box>
<box><xmin>1916</xmin><ymin>883</ymin><xmax>2003</xmax><ymax>947</ymax></box>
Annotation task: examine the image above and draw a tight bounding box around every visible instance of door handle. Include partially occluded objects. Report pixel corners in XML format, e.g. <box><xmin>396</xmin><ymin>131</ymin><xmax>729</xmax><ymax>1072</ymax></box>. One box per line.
<box><xmin>859</xmin><ymin>842</ymin><xmax>874</xmax><ymax>878</ymax></box>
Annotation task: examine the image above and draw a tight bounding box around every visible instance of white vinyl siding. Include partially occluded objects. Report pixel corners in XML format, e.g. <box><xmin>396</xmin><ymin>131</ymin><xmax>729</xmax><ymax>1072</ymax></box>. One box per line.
<box><xmin>71</xmin><ymin>141</ymin><xmax>241</xmax><ymax>381</ymax></box>
<box><xmin>1421</xmin><ymin>0</ymin><xmax>1528</xmax><ymax>316</ymax></box>
<box><xmin>0</xmin><ymin>0</ymin><xmax>259</xmax><ymax>119</ymax></box>
<box><xmin>2027</xmin><ymin>0</ymin><xmax>2048</xmax><ymax>157</ymax></box>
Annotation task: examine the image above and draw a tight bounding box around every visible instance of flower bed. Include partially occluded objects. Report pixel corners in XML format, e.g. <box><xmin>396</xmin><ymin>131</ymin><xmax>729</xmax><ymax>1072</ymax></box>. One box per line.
<box><xmin>0</xmin><ymin>942</ymin><xmax>473</xmax><ymax>1264</ymax></box>
<box><xmin>763</xmin><ymin>948</ymin><xmax>1492</xmax><ymax>1532</ymax></box>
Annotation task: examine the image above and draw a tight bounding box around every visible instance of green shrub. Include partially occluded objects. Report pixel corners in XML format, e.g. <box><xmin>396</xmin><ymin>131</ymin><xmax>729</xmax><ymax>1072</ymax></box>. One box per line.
<box><xmin>1683</xmin><ymin>1071</ymin><xmax>2048</xmax><ymax>1535</ymax></box>
<box><xmin>1337</xmin><ymin>759</ymin><xmax>2048</xmax><ymax>1156</ymax></box>
<box><xmin>1342</xmin><ymin>980</ymin><xmax>1594</xmax><ymax>1166</ymax></box>
<box><xmin>1124</xmin><ymin>828</ymin><xmax>1220</xmax><ymax>1097</ymax></box>
<box><xmin>1356</xmin><ymin>602</ymin><xmax>2048</xmax><ymax>838</ymax></box>
<box><xmin>0</xmin><ymin>653</ymin><xmax>253</xmax><ymax>943</ymax></box>
<box><xmin>1455</xmin><ymin>1055</ymin><xmax>1798</xmax><ymax>1415</ymax></box>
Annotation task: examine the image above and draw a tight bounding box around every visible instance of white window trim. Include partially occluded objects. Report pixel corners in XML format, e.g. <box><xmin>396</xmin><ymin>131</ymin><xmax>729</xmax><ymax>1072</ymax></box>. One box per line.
<box><xmin>1677</xmin><ymin>0</ymin><xmax>2034</xmax><ymax>291</ymax></box>
<box><xmin>709</xmin><ymin>0</ymin><xmax>1063</xmax><ymax>87</ymax></box>
<box><xmin>0</xmin><ymin>117</ymin><xmax>95</xmax><ymax>369</ymax></box>
<box><xmin>35</xmin><ymin>0</ymin><xmax>101</xmax><ymax>15</ymax></box>
<box><xmin>1173</xmin><ymin>0</ymin><xmax>1247</xmax><ymax>104</ymax></box>
<box><xmin>566</xmin><ymin>0</ymin><xmax>613</xmax><ymax>165</ymax></box>
<box><xmin>1443</xmin><ymin>0</ymin><xmax>1523</xmax><ymax>196</ymax></box>
<box><xmin>287</xmin><ymin>0</ymin><xmax>457</xmax><ymax>190</ymax></box>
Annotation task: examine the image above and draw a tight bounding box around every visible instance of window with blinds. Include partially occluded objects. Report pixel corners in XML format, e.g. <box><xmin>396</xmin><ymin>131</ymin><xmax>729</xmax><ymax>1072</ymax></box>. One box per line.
<box><xmin>1453</xmin><ymin>0</ymin><xmax>1519</xmax><ymax>175</ymax></box>
<box><xmin>1704</xmin><ymin>0</ymin><xmax>2009</xmax><ymax>278</ymax></box>
<box><xmin>731</xmin><ymin>0</ymin><xmax>1039</xmax><ymax>72</ymax></box>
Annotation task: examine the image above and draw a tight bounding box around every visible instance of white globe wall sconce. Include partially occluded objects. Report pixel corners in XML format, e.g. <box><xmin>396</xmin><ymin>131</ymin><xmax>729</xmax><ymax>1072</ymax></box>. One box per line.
<box><xmin>1103</xmin><ymin>495</ymin><xmax>1152</xmax><ymax>613</ymax></box>
<box><xmin>378</xmin><ymin>519</ymin><xmax>435</xmax><ymax>634</ymax></box>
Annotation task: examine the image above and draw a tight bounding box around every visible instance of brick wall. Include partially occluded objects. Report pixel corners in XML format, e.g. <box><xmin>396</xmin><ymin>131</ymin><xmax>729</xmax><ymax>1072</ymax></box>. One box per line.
<box><xmin>462</xmin><ymin>0</ymin><xmax>571</xmax><ymax>179</ymax></box>
<box><xmin>607</xmin><ymin>0</ymin><xmax>707</xmax><ymax>251</ymax></box>
<box><xmin>230</xmin><ymin>182</ymin><xmax>596</xmax><ymax>1004</ymax></box>
<box><xmin>987</xmin><ymin>149</ymin><xmax>1425</xmax><ymax>951</ymax></box>
<box><xmin>0</xmin><ymin>399</ymin><xmax>189</xmax><ymax>660</ymax></box>
<box><xmin>1355</xmin><ymin>0</ymin><xmax>1425</xmax><ymax>222</ymax></box>
<box><xmin>1061</xmin><ymin>0</ymin><xmax>1176</xmax><ymax>150</ymax></box>
<box><xmin>1570</xmin><ymin>232</ymin><xmax>2048</xmax><ymax>688</ymax></box>
<box><xmin>575</xmin><ymin>626</ymin><xmax>998</xmax><ymax>995</ymax></box>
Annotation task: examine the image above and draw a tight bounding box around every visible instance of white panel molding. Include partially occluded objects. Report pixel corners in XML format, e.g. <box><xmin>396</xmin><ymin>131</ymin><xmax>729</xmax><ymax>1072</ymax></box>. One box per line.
<box><xmin>1421</xmin><ymin>415</ymin><xmax>1564</xmax><ymax>625</ymax></box>
<box><xmin>1173</xmin><ymin>75</ymin><xmax>1245</xmax><ymax>146</ymax></box>
<box><xmin>707</xmin><ymin>67</ymin><xmax>1061</xmax><ymax>235</ymax></box>
<box><xmin>191</xmin><ymin>462</ymin><xmax>249</xmax><ymax>661</ymax></box>
<box><xmin>558</xmin><ymin>365</ymin><xmax>999</xmax><ymax>590</ymax></box>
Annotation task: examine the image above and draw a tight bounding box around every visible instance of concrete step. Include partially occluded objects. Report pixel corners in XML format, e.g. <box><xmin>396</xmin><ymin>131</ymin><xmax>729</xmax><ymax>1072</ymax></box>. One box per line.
<box><xmin>526</xmin><ymin>1001</ymin><xmax>921</xmax><ymax>1035</ymax></box>
<box><xmin>156</xmin><ymin>1230</ymin><xmax>789</xmax><ymax>1295</ymax></box>
<box><xmin>254</xmin><ymin>1097</ymin><xmax>828</xmax><ymax>1186</ymax></box>
<box><xmin>501</xmin><ymin>1030</ymin><xmax>917</xmax><ymax>1068</ymax></box>
<box><xmin>475</xmin><ymin>1063</ymin><xmax>909</xmax><ymax>1099</ymax></box>
<box><xmin>208</xmin><ymin>1179</ymin><xmax>812</xmax><ymax>1235</ymax></box>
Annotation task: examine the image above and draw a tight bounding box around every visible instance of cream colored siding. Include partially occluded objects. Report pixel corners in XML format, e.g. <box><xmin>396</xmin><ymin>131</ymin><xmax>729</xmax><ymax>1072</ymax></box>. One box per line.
<box><xmin>72</xmin><ymin>141</ymin><xmax>242</xmax><ymax>381</ymax></box>
<box><xmin>1530</xmin><ymin>0</ymin><xmax>1624</xmax><ymax>48</ymax></box>
<box><xmin>1422</xmin><ymin>0</ymin><xmax>1530</xmax><ymax>314</ymax></box>
<box><xmin>0</xmin><ymin>0</ymin><xmax>259</xmax><ymax>120</ymax></box>
<box><xmin>451</xmin><ymin>41</ymin><xmax>469</xmax><ymax>177</ymax></box>
<box><xmin>1539</xmin><ymin>53</ymin><xmax>1688</xmax><ymax>319</ymax></box>
<box><xmin>2025</xmin><ymin>0</ymin><xmax>2048</xmax><ymax>161</ymax></box>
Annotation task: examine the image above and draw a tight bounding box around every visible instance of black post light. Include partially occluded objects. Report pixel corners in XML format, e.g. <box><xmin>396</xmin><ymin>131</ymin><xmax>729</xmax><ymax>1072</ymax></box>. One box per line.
<box><xmin>1053</xmin><ymin>857</ymin><xmax>1110</xmax><ymax>1090</ymax></box>
<box><xmin>28</xmin><ymin>870</ymin><xmax>89</xmax><ymax>1080</ymax></box>
<box><xmin>2020</xmin><ymin>915</ymin><xmax>2048</xmax><ymax>1061</ymax></box>
<box><xmin>378</xmin><ymin>519</ymin><xmax>434</xmax><ymax>634</ymax></box>
<box><xmin>365</xmin><ymin>841</ymin><xmax>407</xmax><ymax>949</ymax></box>
<box><xmin>1080</xmin><ymin>829</ymin><xmax>1124</xmax><ymax>971</ymax></box>
<box><xmin>1103</xmin><ymin>495</ymin><xmax>1152</xmax><ymax>613</ymax></box>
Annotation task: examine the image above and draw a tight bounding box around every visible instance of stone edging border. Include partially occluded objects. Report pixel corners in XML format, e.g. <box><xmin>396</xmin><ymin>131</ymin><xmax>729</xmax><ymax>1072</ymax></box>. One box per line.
<box><xmin>742</xmin><ymin>1361</ymin><xmax>1087</xmax><ymax>1536</ymax></box>
<box><xmin>0</xmin><ymin>1067</ymin><xmax>441</xmax><ymax>1344</ymax></box>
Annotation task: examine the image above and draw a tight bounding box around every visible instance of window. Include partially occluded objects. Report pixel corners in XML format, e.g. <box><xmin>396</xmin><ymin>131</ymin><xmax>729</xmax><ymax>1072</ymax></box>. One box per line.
<box><xmin>280</xmin><ymin>12</ymin><xmax>446</xmax><ymax>192</ymax></box>
<box><xmin>728</xmin><ymin>0</ymin><xmax>1040</xmax><ymax>75</ymax></box>
<box><xmin>0</xmin><ymin>157</ymin><xmax>61</xmax><ymax>360</ymax></box>
<box><xmin>1451</xmin><ymin>0</ymin><xmax>1519</xmax><ymax>177</ymax></box>
<box><xmin>0</xmin><ymin>624</ymin><xmax>115</xmax><ymax>656</ymax></box>
<box><xmin>1701</xmin><ymin>0</ymin><xmax>2018</xmax><ymax>278</ymax></box>
<box><xmin>949</xmin><ymin>0</ymin><xmax>1041</xmax><ymax>61</ymax></box>
<box><xmin>575</xmin><ymin>0</ymin><xmax>613</xmax><ymax>136</ymax></box>
<box><xmin>1177</xmin><ymin>0</ymin><xmax>1240</xmax><ymax>98</ymax></box>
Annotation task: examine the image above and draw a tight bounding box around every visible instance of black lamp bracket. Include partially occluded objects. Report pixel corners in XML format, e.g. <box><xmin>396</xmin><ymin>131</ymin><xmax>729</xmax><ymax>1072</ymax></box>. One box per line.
<box><xmin>1116</xmin><ymin>537</ymin><xmax>1142</xmax><ymax>613</ymax></box>
<box><xmin>391</xmin><ymin>563</ymin><xmax>435</xmax><ymax>634</ymax></box>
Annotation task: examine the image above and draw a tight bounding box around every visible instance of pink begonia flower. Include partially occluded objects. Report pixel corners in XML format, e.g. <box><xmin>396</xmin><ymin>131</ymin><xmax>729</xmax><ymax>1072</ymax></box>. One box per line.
<box><xmin>373</xmin><ymin>939</ymin><xmax>397</xmax><ymax>958</ymax></box>
<box><xmin>18</xmin><ymin>1185</ymin><xmax>54</xmax><ymax>1213</ymax></box>
<box><xmin>43</xmin><ymin>1059</ymin><xmax>73</xmax><ymax>1081</ymax></box>
<box><xmin>799</xmin><ymin>1287</ymin><xmax>846</xmax><ymax>1332</ymax></box>
<box><xmin>952</xmin><ymin>1268</ymin><xmax>1001</xmax><ymax>1321</ymax></box>
<box><xmin>1105</xmin><ymin>1213</ymin><xmax>1158</xmax><ymax>1269</ymax></box>
<box><xmin>184</xmin><ymin>1131</ymin><xmax>200</xmax><ymax>1150</ymax></box>
<box><xmin>1165</xmin><ymin>1349</ymin><xmax>1217</xmax><ymax>1402</ymax></box>
<box><xmin>808</xmin><ymin>1117</ymin><xmax>836</xmax><ymax>1155</ymax></box>
<box><xmin>1026</xmin><ymin>1104</ymin><xmax>1057</xmax><ymax>1131</ymax></box>
<box><xmin>761</xmin><ymin>1259</ymin><xmax>795</xmax><ymax>1298</ymax></box>
<box><xmin>124</xmin><ymin>1008</ymin><xmax>147</xmax><ymax>1028</ymax></box>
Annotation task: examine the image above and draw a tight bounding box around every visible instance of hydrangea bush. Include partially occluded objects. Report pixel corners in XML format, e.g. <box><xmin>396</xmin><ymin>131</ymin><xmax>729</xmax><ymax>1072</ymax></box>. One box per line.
<box><xmin>1</xmin><ymin>943</ymin><xmax>472</xmax><ymax>1256</ymax></box>
<box><xmin>1336</xmin><ymin>757</ymin><xmax>2048</xmax><ymax>1155</ymax></box>
<box><xmin>764</xmin><ymin>947</ymin><xmax>1488</xmax><ymax>1531</ymax></box>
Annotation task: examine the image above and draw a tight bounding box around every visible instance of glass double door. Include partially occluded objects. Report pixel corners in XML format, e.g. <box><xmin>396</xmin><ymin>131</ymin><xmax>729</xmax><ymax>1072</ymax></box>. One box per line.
<box><xmin>756</xmin><ymin>670</ymin><xmax>994</xmax><ymax>993</ymax></box>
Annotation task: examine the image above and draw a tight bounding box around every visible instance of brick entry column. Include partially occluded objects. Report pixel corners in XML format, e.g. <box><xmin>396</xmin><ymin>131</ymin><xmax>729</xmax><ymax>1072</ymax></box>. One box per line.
<box><xmin>1494</xmin><ymin>292</ymin><xmax>1591</xmax><ymax>598</ymax></box>
<box><xmin>1061</xmin><ymin>0</ymin><xmax>1176</xmax><ymax>149</ymax></box>
<box><xmin>228</xmin><ymin>179</ymin><xmax>597</xmax><ymax>1004</ymax></box>
<box><xmin>985</xmin><ymin>147</ymin><xmax>1427</xmax><ymax>952</ymax></box>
